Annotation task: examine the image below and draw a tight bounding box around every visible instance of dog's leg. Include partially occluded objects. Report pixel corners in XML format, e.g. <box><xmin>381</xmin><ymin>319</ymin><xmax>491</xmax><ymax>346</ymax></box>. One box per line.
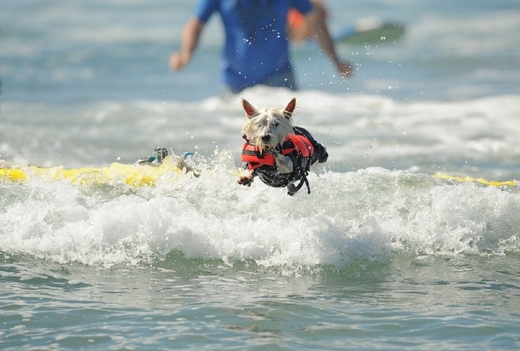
<box><xmin>237</xmin><ymin>169</ymin><xmax>255</xmax><ymax>187</ymax></box>
<box><xmin>271</xmin><ymin>150</ymin><xmax>293</xmax><ymax>174</ymax></box>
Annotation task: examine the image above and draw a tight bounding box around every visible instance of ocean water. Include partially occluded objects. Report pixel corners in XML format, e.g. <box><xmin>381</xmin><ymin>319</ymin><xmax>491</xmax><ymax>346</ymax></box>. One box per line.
<box><xmin>2</xmin><ymin>0</ymin><xmax>520</xmax><ymax>350</ymax></box>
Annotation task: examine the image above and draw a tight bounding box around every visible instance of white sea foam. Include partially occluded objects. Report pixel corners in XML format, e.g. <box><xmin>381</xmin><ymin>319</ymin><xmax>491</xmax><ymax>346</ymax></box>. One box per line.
<box><xmin>1</xmin><ymin>159</ymin><xmax>519</xmax><ymax>271</ymax></box>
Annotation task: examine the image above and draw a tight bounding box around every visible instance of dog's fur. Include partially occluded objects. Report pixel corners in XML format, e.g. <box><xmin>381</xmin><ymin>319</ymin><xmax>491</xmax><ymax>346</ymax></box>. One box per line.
<box><xmin>237</xmin><ymin>98</ymin><xmax>298</xmax><ymax>187</ymax></box>
<box><xmin>237</xmin><ymin>97</ymin><xmax>328</xmax><ymax>195</ymax></box>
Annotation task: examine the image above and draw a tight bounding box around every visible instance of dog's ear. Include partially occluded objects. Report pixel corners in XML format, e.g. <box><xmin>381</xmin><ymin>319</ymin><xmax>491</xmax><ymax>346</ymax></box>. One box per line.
<box><xmin>284</xmin><ymin>98</ymin><xmax>296</xmax><ymax>119</ymax></box>
<box><xmin>242</xmin><ymin>98</ymin><xmax>257</xmax><ymax>118</ymax></box>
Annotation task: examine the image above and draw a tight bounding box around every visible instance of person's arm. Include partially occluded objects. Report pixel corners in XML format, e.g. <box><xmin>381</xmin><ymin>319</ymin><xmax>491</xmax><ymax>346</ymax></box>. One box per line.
<box><xmin>169</xmin><ymin>18</ymin><xmax>205</xmax><ymax>72</ymax></box>
<box><xmin>305</xmin><ymin>7</ymin><xmax>353</xmax><ymax>77</ymax></box>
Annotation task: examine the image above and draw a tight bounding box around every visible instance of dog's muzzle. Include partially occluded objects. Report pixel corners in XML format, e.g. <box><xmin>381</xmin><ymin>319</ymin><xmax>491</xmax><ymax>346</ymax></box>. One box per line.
<box><xmin>261</xmin><ymin>135</ymin><xmax>271</xmax><ymax>142</ymax></box>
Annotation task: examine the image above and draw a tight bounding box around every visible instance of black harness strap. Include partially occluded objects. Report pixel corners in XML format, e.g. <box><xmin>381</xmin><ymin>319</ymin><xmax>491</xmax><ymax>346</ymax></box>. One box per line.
<box><xmin>287</xmin><ymin>171</ymin><xmax>310</xmax><ymax>196</ymax></box>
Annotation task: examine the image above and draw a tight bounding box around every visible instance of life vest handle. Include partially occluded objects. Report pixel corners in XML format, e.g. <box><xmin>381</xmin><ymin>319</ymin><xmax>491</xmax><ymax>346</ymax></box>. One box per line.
<box><xmin>287</xmin><ymin>134</ymin><xmax>314</xmax><ymax>158</ymax></box>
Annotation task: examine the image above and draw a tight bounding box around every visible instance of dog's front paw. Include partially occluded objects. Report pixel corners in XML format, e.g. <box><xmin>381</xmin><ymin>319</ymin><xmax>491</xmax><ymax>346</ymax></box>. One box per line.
<box><xmin>237</xmin><ymin>175</ymin><xmax>254</xmax><ymax>187</ymax></box>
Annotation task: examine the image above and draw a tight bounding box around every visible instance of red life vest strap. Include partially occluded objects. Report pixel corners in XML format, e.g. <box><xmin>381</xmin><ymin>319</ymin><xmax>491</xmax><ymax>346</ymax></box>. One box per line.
<box><xmin>241</xmin><ymin>143</ymin><xmax>276</xmax><ymax>169</ymax></box>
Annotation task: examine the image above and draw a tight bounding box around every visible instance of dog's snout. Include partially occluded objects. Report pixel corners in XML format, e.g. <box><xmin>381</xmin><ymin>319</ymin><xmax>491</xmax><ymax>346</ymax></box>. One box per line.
<box><xmin>262</xmin><ymin>135</ymin><xmax>271</xmax><ymax>142</ymax></box>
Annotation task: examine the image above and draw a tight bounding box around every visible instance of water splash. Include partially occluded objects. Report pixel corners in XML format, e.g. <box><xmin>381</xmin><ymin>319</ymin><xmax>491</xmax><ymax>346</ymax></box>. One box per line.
<box><xmin>1</xmin><ymin>153</ymin><xmax>519</xmax><ymax>272</ymax></box>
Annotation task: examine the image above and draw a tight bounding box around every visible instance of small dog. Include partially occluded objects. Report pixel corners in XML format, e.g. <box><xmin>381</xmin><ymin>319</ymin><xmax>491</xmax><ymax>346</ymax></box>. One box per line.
<box><xmin>238</xmin><ymin>98</ymin><xmax>328</xmax><ymax>195</ymax></box>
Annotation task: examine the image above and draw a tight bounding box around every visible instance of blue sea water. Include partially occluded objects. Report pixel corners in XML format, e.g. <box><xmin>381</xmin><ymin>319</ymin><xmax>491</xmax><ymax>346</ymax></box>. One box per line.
<box><xmin>1</xmin><ymin>0</ymin><xmax>520</xmax><ymax>350</ymax></box>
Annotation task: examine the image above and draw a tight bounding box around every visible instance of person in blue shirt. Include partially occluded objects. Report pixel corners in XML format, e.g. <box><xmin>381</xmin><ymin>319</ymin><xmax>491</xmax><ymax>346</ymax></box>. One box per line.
<box><xmin>170</xmin><ymin>0</ymin><xmax>353</xmax><ymax>94</ymax></box>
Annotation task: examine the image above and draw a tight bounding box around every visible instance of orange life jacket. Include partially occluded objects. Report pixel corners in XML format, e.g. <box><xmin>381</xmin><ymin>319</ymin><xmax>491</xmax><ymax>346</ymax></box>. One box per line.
<box><xmin>241</xmin><ymin>133</ymin><xmax>314</xmax><ymax>170</ymax></box>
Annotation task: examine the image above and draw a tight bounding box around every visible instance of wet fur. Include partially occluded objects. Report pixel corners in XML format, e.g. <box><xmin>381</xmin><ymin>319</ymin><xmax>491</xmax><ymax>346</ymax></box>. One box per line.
<box><xmin>237</xmin><ymin>98</ymin><xmax>297</xmax><ymax>187</ymax></box>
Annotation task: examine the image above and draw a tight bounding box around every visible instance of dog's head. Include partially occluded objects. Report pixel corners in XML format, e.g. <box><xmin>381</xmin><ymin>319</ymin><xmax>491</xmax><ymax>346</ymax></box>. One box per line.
<box><xmin>240</xmin><ymin>98</ymin><xmax>296</xmax><ymax>154</ymax></box>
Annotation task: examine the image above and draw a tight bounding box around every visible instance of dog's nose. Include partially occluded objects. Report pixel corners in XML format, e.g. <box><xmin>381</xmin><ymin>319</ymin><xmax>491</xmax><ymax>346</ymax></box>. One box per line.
<box><xmin>262</xmin><ymin>135</ymin><xmax>271</xmax><ymax>142</ymax></box>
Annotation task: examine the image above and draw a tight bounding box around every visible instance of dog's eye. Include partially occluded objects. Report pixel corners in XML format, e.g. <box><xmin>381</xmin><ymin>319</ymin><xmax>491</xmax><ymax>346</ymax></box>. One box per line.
<box><xmin>273</xmin><ymin>122</ymin><xmax>279</xmax><ymax>127</ymax></box>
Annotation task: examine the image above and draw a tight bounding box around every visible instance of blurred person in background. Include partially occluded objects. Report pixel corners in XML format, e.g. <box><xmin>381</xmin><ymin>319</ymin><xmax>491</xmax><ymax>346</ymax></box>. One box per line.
<box><xmin>170</xmin><ymin>0</ymin><xmax>352</xmax><ymax>94</ymax></box>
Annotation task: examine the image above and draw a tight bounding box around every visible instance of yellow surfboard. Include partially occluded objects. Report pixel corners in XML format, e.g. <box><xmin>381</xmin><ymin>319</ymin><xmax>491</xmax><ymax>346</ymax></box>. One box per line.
<box><xmin>0</xmin><ymin>157</ymin><xmax>187</xmax><ymax>187</ymax></box>
<box><xmin>2</xmin><ymin>159</ymin><xmax>516</xmax><ymax>189</ymax></box>
<box><xmin>432</xmin><ymin>174</ymin><xmax>517</xmax><ymax>187</ymax></box>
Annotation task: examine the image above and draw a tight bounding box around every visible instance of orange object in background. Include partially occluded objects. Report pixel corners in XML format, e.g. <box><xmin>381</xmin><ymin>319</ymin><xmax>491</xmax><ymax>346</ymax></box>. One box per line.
<box><xmin>287</xmin><ymin>1</ymin><xmax>327</xmax><ymax>42</ymax></box>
